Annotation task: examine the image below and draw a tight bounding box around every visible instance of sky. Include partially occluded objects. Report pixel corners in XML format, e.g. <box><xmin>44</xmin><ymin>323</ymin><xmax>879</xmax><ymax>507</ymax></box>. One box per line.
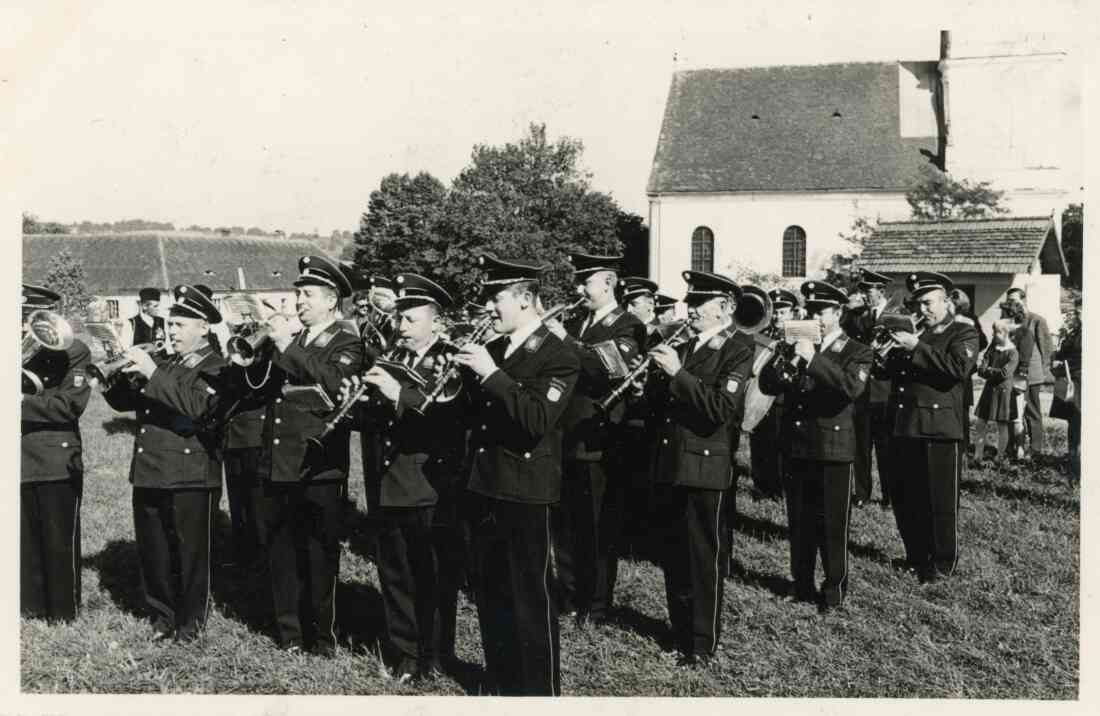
<box><xmin>2</xmin><ymin>0</ymin><xmax>1090</xmax><ymax>235</ymax></box>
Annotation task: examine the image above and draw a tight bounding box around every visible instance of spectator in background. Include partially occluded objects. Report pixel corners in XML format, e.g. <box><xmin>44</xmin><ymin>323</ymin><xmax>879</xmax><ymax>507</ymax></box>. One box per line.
<box><xmin>971</xmin><ymin>319</ymin><xmax>1020</xmax><ymax>468</ymax></box>
<box><xmin>1051</xmin><ymin>297</ymin><xmax>1082</xmax><ymax>478</ymax></box>
<box><xmin>948</xmin><ymin>290</ymin><xmax>987</xmax><ymax>452</ymax></box>
<box><xmin>1005</xmin><ymin>288</ymin><xmax>1054</xmax><ymax>460</ymax></box>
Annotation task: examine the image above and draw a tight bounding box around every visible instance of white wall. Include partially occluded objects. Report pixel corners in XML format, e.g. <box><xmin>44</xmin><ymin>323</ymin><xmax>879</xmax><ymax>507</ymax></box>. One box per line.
<box><xmin>648</xmin><ymin>191</ymin><xmax>912</xmax><ymax>293</ymax></box>
<box><xmin>951</xmin><ymin>270</ymin><xmax>1063</xmax><ymax>338</ymax></box>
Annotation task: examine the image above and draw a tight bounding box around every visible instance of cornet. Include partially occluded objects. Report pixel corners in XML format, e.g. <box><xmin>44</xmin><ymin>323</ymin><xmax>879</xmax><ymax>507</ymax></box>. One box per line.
<box><xmin>22</xmin><ymin>310</ymin><xmax>75</xmax><ymax>395</ymax></box>
<box><xmin>87</xmin><ymin>341</ymin><xmax>166</xmax><ymax>386</ymax></box>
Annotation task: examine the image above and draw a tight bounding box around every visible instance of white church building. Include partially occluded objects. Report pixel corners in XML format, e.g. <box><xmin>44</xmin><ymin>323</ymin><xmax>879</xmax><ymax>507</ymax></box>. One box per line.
<box><xmin>645</xmin><ymin>31</ymin><xmax>1080</xmax><ymax>328</ymax></box>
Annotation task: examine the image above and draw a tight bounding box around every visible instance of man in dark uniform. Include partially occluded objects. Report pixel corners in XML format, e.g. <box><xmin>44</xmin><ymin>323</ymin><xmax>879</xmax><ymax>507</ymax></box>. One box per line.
<box><xmin>121</xmin><ymin>287</ymin><xmax>168</xmax><ymax>350</ymax></box>
<box><xmin>747</xmin><ymin>287</ymin><xmax>798</xmax><ymax>500</ymax></box>
<box><xmin>881</xmin><ymin>272</ymin><xmax>979</xmax><ymax>583</ymax></box>
<box><xmin>759</xmin><ymin>281</ymin><xmax>872</xmax><ymax>609</ymax></box>
<box><xmin>342</xmin><ymin>273</ymin><xmax>466</xmax><ymax>682</ymax></box>
<box><xmin>102</xmin><ymin>284</ymin><xmax>225</xmax><ymax>641</ymax></box>
<box><xmin>849</xmin><ymin>269</ymin><xmax>896</xmax><ymax>508</ymax></box>
<box><xmin>21</xmin><ymin>284</ymin><xmax>92</xmax><ymax>622</ymax></box>
<box><xmin>247</xmin><ymin>255</ymin><xmax>363</xmax><ymax>656</ymax></box>
<box><xmin>543</xmin><ymin>252</ymin><xmax>645</xmax><ymax>626</ymax></box>
<box><xmin>655</xmin><ymin>293</ymin><xmax>678</xmax><ymax>324</ymax></box>
<box><xmin>640</xmin><ymin>271</ymin><xmax>753</xmax><ymax>666</ymax></box>
<box><xmin>451</xmin><ymin>255</ymin><xmax>579</xmax><ymax>696</ymax></box>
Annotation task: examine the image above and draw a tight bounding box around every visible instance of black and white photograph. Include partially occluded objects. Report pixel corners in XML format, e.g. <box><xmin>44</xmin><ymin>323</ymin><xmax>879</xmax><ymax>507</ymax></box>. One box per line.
<box><xmin>5</xmin><ymin>0</ymin><xmax>1092</xmax><ymax>708</ymax></box>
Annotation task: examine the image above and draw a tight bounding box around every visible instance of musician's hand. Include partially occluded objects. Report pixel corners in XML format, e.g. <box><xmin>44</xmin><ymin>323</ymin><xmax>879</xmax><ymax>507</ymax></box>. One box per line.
<box><xmin>794</xmin><ymin>339</ymin><xmax>815</xmax><ymax>363</ymax></box>
<box><xmin>649</xmin><ymin>344</ymin><xmax>682</xmax><ymax>377</ymax></box>
<box><xmin>452</xmin><ymin>343</ymin><xmax>497</xmax><ymax>379</ymax></box>
<box><xmin>120</xmin><ymin>346</ymin><xmax>157</xmax><ymax>379</ymax></box>
<box><xmin>268</xmin><ymin>313</ymin><xmax>303</xmax><ymax>351</ymax></box>
<box><xmin>627</xmin><ymin>356</ymin><xmax>647</xmax><ymax>396</ymax></box>
<box><xmin>543</xmin><ymin>317</ymin><xmax>567</xmax><ymax>340</ymax></box>
<box><xmin>337</xmin><ymin>375</ymin><xmax>365</xmax><ymax>405</ymax></box>
<box><xmin>892</xmin><ymin>330</ymin><xmax>919</xmax><ymax>351</ymax></box>
<box><xmin>363</xmin><ymin>366</ymin><xmax>402</xmax><ymax>403</ymax></box>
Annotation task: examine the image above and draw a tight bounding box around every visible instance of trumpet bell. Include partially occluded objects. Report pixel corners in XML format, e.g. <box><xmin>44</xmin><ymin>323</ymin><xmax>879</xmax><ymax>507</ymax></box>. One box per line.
<box><xmin>226</xmin><ymin>325</ymin><xmax>272</xmax><ymax>367</ymax></box>
<box><xmin>732</xmin><ymin>285</ymin><xmax>773</xmax><ymax>335</ymax></box>
<box><xmin>22</xmin><ymin>310</ymin><xmax>74</xmax><ymax>363</ymax></box>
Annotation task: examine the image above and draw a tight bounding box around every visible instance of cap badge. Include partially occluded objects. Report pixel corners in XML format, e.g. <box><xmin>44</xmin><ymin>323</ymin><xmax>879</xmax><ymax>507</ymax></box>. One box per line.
<box><xmin>303</xmin><ymin>257</ymin><xmax>311</xmax><ymax>264</ymax></box>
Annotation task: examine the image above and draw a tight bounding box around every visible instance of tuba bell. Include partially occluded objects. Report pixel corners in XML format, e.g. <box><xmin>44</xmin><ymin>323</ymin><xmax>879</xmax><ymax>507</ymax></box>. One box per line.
<box><xmin>22</xmin><ymin>310</ymin><xmax>75</xmax><ymax>395</ymax></box>
<box><xmin>732</xmin><ymin>285</ymin><xmax>773</xmax><ymax>334</ymax></box>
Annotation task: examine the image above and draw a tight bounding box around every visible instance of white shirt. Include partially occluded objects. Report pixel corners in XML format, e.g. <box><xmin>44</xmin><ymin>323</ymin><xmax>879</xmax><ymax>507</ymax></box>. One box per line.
<box><xmin>301</xmin><ymin>317</ymin><xmax>336</xmax><ymax>346</ymax></box>
<box><xmin>871</xmin><ymin>298</ymin><xmax>888</xmax><ymax>321</ymax></box>
<box><xmin>504</xmin><ymin>315</ymin><xmax>543</xmax><ymax>360</ymax></box>
<box><xmin>691</xmin><ymin>320</ymin><xmax>730</xmax><ymax>352</ymax></box>
<box><xmin>408</xmin><ymin>336</ymin><xmax>439</xmax><ymax>368</ymax></box>
<box><xmin>818</xmin><ymin>327</ymin><xmax>845</xmax><ymax>354</ymax></box>
<box><xmin>580</xmin><ymin>300</ymin><xmax>618</xmax><ymax>335</ymax></box>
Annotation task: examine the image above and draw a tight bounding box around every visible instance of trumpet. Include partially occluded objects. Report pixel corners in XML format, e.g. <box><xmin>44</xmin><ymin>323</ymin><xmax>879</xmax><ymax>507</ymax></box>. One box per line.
<box><xmin>596</xmin><ymin>320</ymin><xmax>694</xmax><ymax>413</ymax></box>
<box><xmin>87</xmin><ymin>341</ymin><xmax>166</xmax><ymax>386</ymax></box>
<box><xmin>870</xmin><ymin>314</ymin><xmax>927</xmax><ymax>374</ymax></box>
<box><xmin>22</xmin><ymin>309</ymin><xmax>75</xmax><ymax>395</ymax></box>
<box><xmin>226</xmin><ymin>317</ymin><xmax>302</xmax><ymax>367</ymax></box>
<box><xmin>539</xmin><ymin>296</ymin><xmax>587</xmax><ymax>324</ymax></box>
<box><xmin>420</xmin><ymin>312</ymin><xmax>498</xmax><ymax>407</ymax></box>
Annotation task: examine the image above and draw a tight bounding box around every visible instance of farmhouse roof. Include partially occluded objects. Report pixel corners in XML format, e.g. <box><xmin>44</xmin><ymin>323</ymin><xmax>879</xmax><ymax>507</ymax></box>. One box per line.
<box><xmin>647</xmin><ymin>62</ymin><xmax>940</xmax><ymax>194</ymax></box>
<box><xmin>858</xmin><ymin>216</ymin><xmax>1067</xmax><ymax>275</ymax></box>
<box><xmin>21</xmin><ymin>233</ymin><xmax>323</xmax><ymax>294</ymax></box>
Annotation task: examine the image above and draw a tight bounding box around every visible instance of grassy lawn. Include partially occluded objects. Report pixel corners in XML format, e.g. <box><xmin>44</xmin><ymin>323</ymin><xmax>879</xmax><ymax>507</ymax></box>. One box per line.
<box><xmin>20</xmin><ymin>390</ymin><xmax>1079</xmax><ymax>697</ymax></box>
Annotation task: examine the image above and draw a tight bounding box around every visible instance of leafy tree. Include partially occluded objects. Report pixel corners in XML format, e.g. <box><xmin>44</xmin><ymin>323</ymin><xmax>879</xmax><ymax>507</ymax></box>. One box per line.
<box><xmin>825</xmin><ymin>216</ymin><xmax>877</xmax><ymax>289</ymax></box>
<box><xmin>23</xmin><ymin>212</ymin><xmax>69</xmax><ymax>234</ymax></box>
<box><xmin>42</xmin><ymin>248</ymin><xmax>92</xmax><ymax>321</ymax></box>
<box><xmin>353</xmin><ymin>171</ymin><xmax>450</xmax><ymax>281</ymax></box>
<box><xmin>905</xmin><ymin>164</ymin><xmax>1006</xmax><ymax>220</ymax></box>
<box><xmin>616</xmin><ymin>211</ymin><xmax>649</xmax><ymax>278</ymax></box>
<box><xmin>1061</xmin><ymin>203</ymin><xmax>1082</xmax><ymax>290</ymax></box>
<box><xmin>246</xmin><ymin>227</ymin><xmax>266</xmax><ymax>236</ymax></box>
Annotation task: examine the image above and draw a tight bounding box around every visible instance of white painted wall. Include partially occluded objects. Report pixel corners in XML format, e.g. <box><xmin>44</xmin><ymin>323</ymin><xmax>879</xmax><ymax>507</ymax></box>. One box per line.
<box><xmin>648</xmin><ymin>190</ymin><xmax>912</xmax><ymax>293</ymax></box>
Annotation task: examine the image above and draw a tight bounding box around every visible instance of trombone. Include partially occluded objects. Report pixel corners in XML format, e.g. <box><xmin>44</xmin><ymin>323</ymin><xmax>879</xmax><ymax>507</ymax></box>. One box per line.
<box><xmin>22</xmin><ymin>310</ymin><xmax>75</xmax><ymax>395</ymax></box>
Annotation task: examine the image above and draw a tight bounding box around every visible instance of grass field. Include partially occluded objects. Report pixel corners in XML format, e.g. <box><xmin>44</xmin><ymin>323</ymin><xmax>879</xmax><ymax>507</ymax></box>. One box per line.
<box><xmin>20</xmin><ymin>390</ymin><xmax>1079</xmax><ymax>697</ymax></box>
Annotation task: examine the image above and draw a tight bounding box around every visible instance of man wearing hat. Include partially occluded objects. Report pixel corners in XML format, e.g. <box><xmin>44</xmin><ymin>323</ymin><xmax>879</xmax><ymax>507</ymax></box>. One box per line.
<box><xmin>654</xmin><ymin>294</ymin><xmax>679</xmax><ymax>324</ymax></box>
<box><xmin>121</xmin><ymin>287</ymin><xmax>168</xmax><ymax>351</ymax></box>
<box><xmin>621</xmin><ymin>276</ymin><xmax>659</xmax><ymax>329</ymax></box>
<box><xmin>102</xmin><ymin>284</ymin><xmax>226</xmax><ymax>641</ymax></box>
<box><xmin>236</xmin><ymin>255</ymin><xmax>364</xmax><ymax>656</ymax></box>
<box><xmin>849</xmin><ymin>269</ymin><xmax>897</xmax><ymax>508</ymax></box>
<box><xmin>21</xmin><ymin>284</ymin><xmax>92</xmax><ymax>622</ymax></box>
<box><xmin>341</xmin><ymin>273</ymin><xmax>466</xmax><ymax>681</ymax></box>
<box><xmin>758</xmin><ymin>281</ymin><xmax>872</xmax><ymax>609</ymax></box>
<box><xmin>879</xmin><ymin>271</ymin><xmax>979</xmax><ymax>583</ymax></box>
<box><xmin>543</xmin><ymin>252</ymin><xmax>645</xmax><ymax>627</ymax></box>
<box><xmin>748</xmin><ymin>287</ymin><xmax>799</xmax><ymax>499</ymax></box>
<box><xmin>639</xmin><ymin>271</ymin><xmax>753</xmax><ymax>665</ymax></box>
<box><xmin>451</xmin><ymin>255</ymin><xmax>579</xmax><ymax>695</ymax></box>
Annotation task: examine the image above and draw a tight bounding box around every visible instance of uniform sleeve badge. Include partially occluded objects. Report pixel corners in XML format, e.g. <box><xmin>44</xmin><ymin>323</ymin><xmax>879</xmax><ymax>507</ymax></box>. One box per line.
<box><xmin>726</xmin><ymin>378</ymin><xmax>739</xmax><ymax>394</ymax></box>
<box><xmin>965</xmin><ymin>347</ymin><xmax>974</xmax><ymax>358</ymax></box>
<box><xmin>338</xmin><ymin>354</ymin><xmax>352</xmax><ymax>365</ymax></box>
<box><xmin>73</xmin><ymin>371</ymin><xmax>85</xmax><ymax>388</ymax></box>
<box><xmin>858</xmin><ymin>369</ymin><xmax>868</xmax><ymax>382</ymax></box>
<box><xmin>618</xmin><ymin>341</ymin><xmax>633</xmax><ymax>355</ymax></box>
<box><xmin>547</xmin><ymin>377</ymin><xmax>566</xmax><ymax>403</ymax></box>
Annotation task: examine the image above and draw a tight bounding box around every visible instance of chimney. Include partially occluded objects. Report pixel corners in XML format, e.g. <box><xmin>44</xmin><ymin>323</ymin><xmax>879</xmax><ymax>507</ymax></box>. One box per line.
<box><xmin>237</xmin><ymin>267</ymin><xmax>247</xmax><ymax>290</ymax></box>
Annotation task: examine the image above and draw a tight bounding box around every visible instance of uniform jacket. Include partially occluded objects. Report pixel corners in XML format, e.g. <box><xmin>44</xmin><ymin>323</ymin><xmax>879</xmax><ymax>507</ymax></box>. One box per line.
<box><xmin>561</xmin><ymin>305</ymin><xmax>645</xmax><ymax>459</ymax></box>
<box><xmin>21</xmin><ymin>339</ymin><xmax>92</xmax><ymax>483</ymax></box>
<box><xmin>466</xmin><ymin>322</ymin><xmax>580</xmax><ymax>504</ymax></box>
<box><xmin>846</xmin><ymin>304</ymin><xmax>897</xmax><ymax>404</ymax></box>
<box><xmin>103</xmin><ymin>342</ymin><xmax>225</xmax><ymax>490</ymax></box>
<box><xmin>759</xmin><ymin>333</ymin><xmax>872</xmax><ymax>462</ymax></box>
<box><xmin>645</xmin><ymin>326</ymin><xmax>753</xmax><ymax>490</ymax></box>
<box><xmin>213</xmin><ymin>364</ymin><xmax>270</xmax><ymax>451</ymax></box>
<box><xmin>882</xmin><ymin>315</ymin><xmax>980</xmax><ymax>441</ymax></box>
<box><xmin>254</xmin><ymin>322</ymin><xmax>364</xmax><ymax>483</ymax></box>
<box><xmin>359</xmin><ymin>339</ymin><xmax>468</xmax><ymax>510</ymax></box>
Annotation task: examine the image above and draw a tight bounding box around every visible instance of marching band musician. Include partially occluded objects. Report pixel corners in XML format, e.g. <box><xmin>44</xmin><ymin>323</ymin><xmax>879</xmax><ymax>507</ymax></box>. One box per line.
<box><xmin>343</xmin><ymin>273</ymin><xmax>466</xmax><ymax>682</ymax></box>
<box><xmin>748</xmin><ymin>288</ymin><xmax>799</xmax><ymax>499</ymax></box>
<box><xmin>247</xmin><ymin>255</ymin><xmax>363</xmax><ymax>657</ymax></box>
<box><xmin>21</xmin><ymin>284</ymin><xmax>92</xmax><ymax>622</ymax></box>
<box><xmin>655</xmin><ymin>293</ymin><xmax>679</xmax><ymax>324</ymax></box>
<box><xmin>101</xmin><ymin>284</ymin><xmax>225</xmax><ymax>641</ymax></box>
<box><xmin>880</xmin><ymin>271</ymin><xmax>979</xmax><ymax>584</ymax></box>
<box><xmin>758</xmin><ymin>281</ymin><xmax>872</xmax><ymax>610</ymax></box>
<box><xmin>450</xmin><ymin>255</ymin><xmax>579</xmax><ymax>696</ymax></box>
<box><xmin>543</xmin><ymin>252</ymin><xmax>645</xmax><ymax>627</ymax></box>
<box><xmin>622</xmin><ymin>276</ymin><xmax>659</xmax><ymax>328</ymax></box>
<box><xmin>638</xmin><ymin>271</ymin><xmax>753</xmax><ymax>666</ymax></box>
<box><xmin>850</xmin><ymin>269</ymin><xmax>896</xmax><ymax>508</ymax></box>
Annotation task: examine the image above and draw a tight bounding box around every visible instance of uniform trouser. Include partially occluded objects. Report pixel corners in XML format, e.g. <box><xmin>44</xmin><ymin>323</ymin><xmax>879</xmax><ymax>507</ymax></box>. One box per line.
<box><xmin>962</xmin><ymin>376</ymin><xmax>975</xmax><ymax>449</ymax></box>
<box><xmin>618</xmin><ymin>424</ymin><xmax>654</xmax><ymax>559</ymax></box>
<box><xmin>787</xmin><ymin>459</ymin><xmax>854</xmax><ymax>605</ymax></box>
<box><xmin>21</xmin><ymin>479</ymin><xmax>82</xmax><ymax>621</ymax></box>
<box><xmin>853</xmin><ymin>400</ymin><xmax>893</xmax><ymax>502</ymax></box>
<box><xmin>656</xmin><ymin>484</ymin><xmax>728</xmax><ymax>657</ymax></box>
<box><xmin>750</xmin><ymin>406</ymin><xmax>785</xmax><ymax>497</ymax></box>
<box><xmin>223</xmin><ymin>447</ymin><xmax>266</xmax><ymax>565</ymax></box>
<box><xmin>263</xmin><ymin>480</ymin><xmax>344</xmax><ymax>650</ymax></box>
<box><xmin>374</xmin><ymin>504</ymin><xmax>459</xmax><ymax>668</ymax></box>
<box><xmin>1023</xmin><ymin>383</ymin><xmax>1044</xmax><ymax>453</ymax></box>
<box><xmin>553</xmin><ymin>457</ymin><xmax>624</xmax><ymax>619</ymax></box>
<box><xmin>132</xmin><ymin>487</ymin><xmax>214</xmax><ymax>637</ymax></box>
<box><xmin>890</xmin><ymin>438</ymin><xmax>961</xmax><ymax>576</ymax></box>
<box><xmin>471</xmin><ymin>496</ymin><xmax>560</xmax><ymax>696</ymax></box>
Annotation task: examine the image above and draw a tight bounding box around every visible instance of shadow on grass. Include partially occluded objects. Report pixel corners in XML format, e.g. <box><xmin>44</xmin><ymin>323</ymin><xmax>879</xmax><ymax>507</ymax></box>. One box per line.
<box><xmin>608</xmin><ymin>605</ymin><xmax>676</xmax><ymax>653</ymax></box>
<box><xmin>209</xmin><ymin>507</ymin><xmax>276</xmax><ymax>639</ymax></box>
<box><xmin>343</xmin><ymin>500</ymin><xmax>380</xmax><ymax>565</ymax></box>
<box><xmin>729</xmin><ymin>559</ymin><xmax>792</xmax><ymax>599</ymax></box>
<box><xmin>82</xmin><ymin>539</ymin><xmax>146</xmax><ymax>617</ymax></box>
<box><xmin>961</xmin><ymin>477</ymin><xmax>1079</xmax><ymax>511</ymax></box>
<box><xmin>335</xmin><ymin>579</ymin><xmax>385</xmax><ymax>655</ymax></box>
<box><xmin>735</xmin><ymin>513</ymin><xmax>893</xmax><ymax>565</ymax></box>
<box><xmin>101</xmin><ymin>416</ymin><xmax>138</xmax><ymax>436</ymax></box>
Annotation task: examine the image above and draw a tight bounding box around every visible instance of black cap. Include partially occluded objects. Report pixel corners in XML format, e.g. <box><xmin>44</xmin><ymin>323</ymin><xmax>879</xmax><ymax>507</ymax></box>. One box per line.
<box><xmin>368</xmin><ymin>275</ymin><xmax>396</xmax><ymax>294</ymax></box>
<box><xmin>294</xmin><ymin>255</ymin><xmax>353</xmax><ymax>298</ymax></box>
<box><xmin>478</xmin><ymin>255</ymin><xmax>547</xmax><ymax>301</ymax></box>
<box><xmin>22</xmin><ymin>283</ymin><xmax>60</xmax><ymax>309</ymax></box>
<box><xmin>768</xmin><ymin>288</ymin><xmax>800</xmax><ymax>309</ymax></box>
<box><xmin>568</xmin><ymin>252</ymin><xmax>623</xmax><ymax>279</ymax></box>
<box><xmin>857</xmin><ymin>269</ymin><xmax>892</xmax><ymax>291</ymax></box>
<box><xmin>905</xmin><ymin>271</ymin><xmax>953</xmax><ymax>299</ymax></box>
<box><xmin>394</xmin><ymin>273</ymin><xmax>452</xmax><ymax>310</ymax></box>
<box><xmin>170</xmin><ymin>284</ymin><xmax>222</xmax><ymax>323</ymax></box>
<box><xmin>800</xmin><ymin>280</ymin><xmax>847</xmax><ymax>312</ymax></box>
<box><xmin>139</xmin><ymin>287</ymin><xmax>162</xmax><ymax>303</ymax></box>
<box><xmin>654</xmin><ymin>293</ymin><xmax>678</xmax><ymax>313</ymax></box>
<box><xmin>621</xmin><ymin>276</ymin><xmax>658</xmax><ymax>303</ymax></box>
<box><xmin>681</xmin><ymin>271</ymin><xmax>742</xmax><ymax>302</ymax></box>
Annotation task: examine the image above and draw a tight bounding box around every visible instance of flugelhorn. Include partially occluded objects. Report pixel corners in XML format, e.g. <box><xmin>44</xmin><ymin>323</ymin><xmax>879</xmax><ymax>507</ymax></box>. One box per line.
<box><xmin>22</xmin><ymin>310</ymin><xmax>75</xmax><ymax>395</ymax></box>
<box><xmin>226</xmin><ymin>316</ymin><xmax>303</xmax><ymax>367</ymax></box>
<box><xmin>419</xmin><ymin>312</ymin><xmax>498</xmax><ymax>408</ymax></box>
<box><xmin>87</xmin><ymin>341</ymin><xmax>166</xmax><ymax>386</ymax></box>
<box><xmin>596</xmin><ymin>320</ymin><xmax>694</xmax><ymax>413</ymax></box>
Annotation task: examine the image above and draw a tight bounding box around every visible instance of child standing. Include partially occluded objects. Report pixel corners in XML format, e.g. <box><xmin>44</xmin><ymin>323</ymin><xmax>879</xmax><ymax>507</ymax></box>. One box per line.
<box><xmin>972</xmin><ymin>319</ymin><xmax>1022</xmax><ymax>467</ymax></box>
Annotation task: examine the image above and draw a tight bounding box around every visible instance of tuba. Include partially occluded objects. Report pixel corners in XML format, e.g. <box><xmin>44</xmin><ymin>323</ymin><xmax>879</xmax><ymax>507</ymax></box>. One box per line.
<box><xmin>732</xmin><ymin>285</ymin><xmax>773</xmax><ymax>334</ymax></box>
<box><xmin>22</xmin><ymin>310</ymin><xmax>75</xmax><ymax>395</ymax></box>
